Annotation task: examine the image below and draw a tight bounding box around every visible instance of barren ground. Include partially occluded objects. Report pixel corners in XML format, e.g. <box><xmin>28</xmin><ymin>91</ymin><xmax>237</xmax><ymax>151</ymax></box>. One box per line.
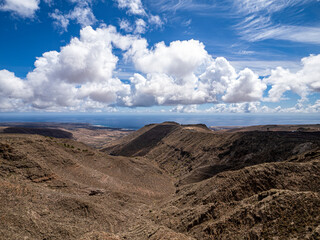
<box><xmin>1</xmin><ymin>122</ymin><xmax>320</xmax><ymax>239</ymax></box>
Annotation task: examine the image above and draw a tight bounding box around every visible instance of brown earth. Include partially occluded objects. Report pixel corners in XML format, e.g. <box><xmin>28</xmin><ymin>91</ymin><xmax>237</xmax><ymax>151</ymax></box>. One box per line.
<box><xmin>2</xmin><ymin>127</ymin><xmax>73</xmax><ymax>139</ymax></box>
<box><xmin>0</xmin><ymin>133</ymin><xmax>179</xmax><ymax>239</ymax></box>
<box><xmin>1</xmin><ymin>122</ymin><xmax>320</xmax><ymax>239</ymax></box>
<box><xmin>210</xmin><ymin>124</ymin><xmax>320</xmax><ymax>132</ymax></box>
<box><xmin>70</xmin><ymin>128</ymin><xmax>132</xmax><ymax>149</ymax></box>
<box><xmin>0</xmin><ymin>123</ymin><xmax>133</xmax><ymax>148</ymax></box>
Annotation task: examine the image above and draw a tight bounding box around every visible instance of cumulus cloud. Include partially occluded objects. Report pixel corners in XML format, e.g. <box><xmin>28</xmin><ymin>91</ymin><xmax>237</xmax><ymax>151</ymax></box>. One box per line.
<box><xmin>0</xmin><ymin>70</ymin><xmax>33</xmax><ymax>111</ymax></box>
<box><xmin>183</xmin><ymin>100</ymin><xmax>320</xmax><ymax>114</ymax></box>
<box><xmin>0</xmin><ymin>26</ymin><xmax>271</xmax><ymax>111</ymax></box>
<box><xmin>306</xmin><ymin>100</ymin><xmax>320</xmax><ymax>113</ymax></box>
<box><xmin>200</xmin><ymin>99</ymin><xmax>320</xmax><ymax>114</ymax></box>
<box><xmin>125</xmin><ymin>72</ymin><xmax>210</xmax><ymax>106</ymax></box>
<box><xmin>122</xmin><ymin>40</ymin><xmax>267</xmax><ymax>107</ymax></box>
<box><xmin>267</xmin><ymin>100</ymin><xmax>320</xmax><ymax>113</ymax></box>
<box><xmin>27</xmin><ymin>26</ymin><xmax>134</xmax><ymax>109</ymax></box>
<box><xmin>0</xmin><ymin>0</ymin><xmax>39</xmax><ymax>18</ymax></box>
<box><xmin>170</xmin><ymin>104</ymin><xmax>199</xmax><ymax>113</ymax></box>
<box><xmin>115</xmin><ymin>0</ymin><xmax>146</xmax><ymax>16</ymax></box>
<box><xmin>1</xmin><ymin>24</ymin><xmax>317</xmax><ymax>112</ymax></box>
<box><xmin>122</xmin><ymin>39</ymin><xmax>216</xmax><ymax>106</ymax></box>
<box><xmin>222</xmin><ymin>68</ymin><xmax>266</xmax><ymax>103</ymax></box>
<box><xmin>199</xmin><ymin>57</ymin><xmax>266</xmax><ymax>103</ymax></box>
<box><xmin>205</xmin><ymin>102</ymin><xmax>266</xmax><ymax>113</ymax></box>
<box><xmin>131</xmin><ymin>40</ymin><xmax>209</xmax><ymax>78</ymax></box>
<box><xmin>200</xmin><ymin>57</ymin><xmax>237</xmax><ymax>97</ymax></box>
<box><xmin>0</xmin><ymin>70</ymin><xmax>32</xmax><ymax>99</ymax></box>
<box><xmin>0</xmin><ymin>26</ymin><xmax>136</xmax><ymax>111</ymax></box>
<box><xmin>265</xmin><ymin>54</ymin><xmax>320</xmax><ymax>102</ymax></box>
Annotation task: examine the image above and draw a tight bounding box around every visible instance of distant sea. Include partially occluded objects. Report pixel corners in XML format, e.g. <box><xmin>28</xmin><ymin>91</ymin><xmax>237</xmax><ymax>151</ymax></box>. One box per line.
<box><xmin>0</xmin><ymin>113</ymin><xmax>319</xmax><ymax>130</ymax></box>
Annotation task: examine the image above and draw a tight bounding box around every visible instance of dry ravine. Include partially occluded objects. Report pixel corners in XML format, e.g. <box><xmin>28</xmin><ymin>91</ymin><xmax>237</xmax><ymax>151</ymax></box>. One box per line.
<box><xmin>1</xmin><ymin>122</ymin><xmax>320</xmax><ymax>239</ymax></box>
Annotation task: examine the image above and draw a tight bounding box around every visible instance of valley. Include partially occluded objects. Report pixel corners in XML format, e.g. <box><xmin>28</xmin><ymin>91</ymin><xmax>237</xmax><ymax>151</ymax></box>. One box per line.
<box><xmin>1</xmin><ymin>122</ymin><xmax>320</xmax><ymax>239</ymax></box>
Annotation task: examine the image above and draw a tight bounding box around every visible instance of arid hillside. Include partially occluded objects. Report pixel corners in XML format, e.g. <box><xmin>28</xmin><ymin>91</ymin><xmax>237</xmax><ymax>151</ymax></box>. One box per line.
<box><xmin>0</xmin><ymin>133</ymin><xmax>182</xmax><ymax>239</ymax></box>
<box><xmin>106</xmin><ymin>122</ymin><xmax>320</xmax><ymax>184</ymax></box>
<box><xmin>106</xmin><ymin>122</ymin><xmax>320</xmax><ymax>239</ymax></box>
<box><xmin>1</xmin><ymin>122</ymin><xmax>320</xmax><ymax>239</ymax></box>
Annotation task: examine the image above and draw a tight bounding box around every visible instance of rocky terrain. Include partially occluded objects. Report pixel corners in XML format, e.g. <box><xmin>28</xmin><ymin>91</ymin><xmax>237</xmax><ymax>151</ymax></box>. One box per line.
<box><xmin>1</xmin><ymin>122</ymin><xmax>320</xmax><ymax>239</ymax></box>
<box><xmin>0</xmin><ymin>123</ymin><xmax>133</xmax><ymax>148</ymax></box>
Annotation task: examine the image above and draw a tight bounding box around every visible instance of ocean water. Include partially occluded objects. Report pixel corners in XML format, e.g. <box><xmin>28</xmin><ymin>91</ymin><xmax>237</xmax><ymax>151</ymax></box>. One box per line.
<box><xmin>0</xmin><ymin>113</ymin><xmax>319</xmax><ymax>130</ymax></box>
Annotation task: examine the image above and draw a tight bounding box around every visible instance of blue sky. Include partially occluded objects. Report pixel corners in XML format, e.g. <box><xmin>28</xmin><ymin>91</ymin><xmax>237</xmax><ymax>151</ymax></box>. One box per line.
<box><xmin>0</xmin><ymin>0</ymin><xmax>319</xmax><ymax>113</ymax></box>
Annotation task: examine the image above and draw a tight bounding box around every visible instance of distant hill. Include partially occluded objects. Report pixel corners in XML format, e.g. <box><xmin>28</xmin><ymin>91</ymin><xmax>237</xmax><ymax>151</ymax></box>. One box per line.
<box><xmin>2</xmin><ymin>127</ymin><xmax>73</xmax><ymax>139</ymax></box>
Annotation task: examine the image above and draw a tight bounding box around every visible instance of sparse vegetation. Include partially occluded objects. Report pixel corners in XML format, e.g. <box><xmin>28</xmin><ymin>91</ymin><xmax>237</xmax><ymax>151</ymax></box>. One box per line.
<box><xmin>1</xmin><ymin>122</ymin><xmax>320</xmax><ymax>239</ymax></box>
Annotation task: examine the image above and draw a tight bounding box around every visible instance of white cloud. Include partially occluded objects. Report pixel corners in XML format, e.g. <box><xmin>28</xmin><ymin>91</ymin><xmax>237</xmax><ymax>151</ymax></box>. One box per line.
<box><xmin>124</xmin><ymin>41</ymin><xmax>266</xmax><ymax>106</ymax></box>
<box><xmin>236</xmin><ymin>50</ymin><xmax>255</xmax><ymax>55</ymax></box>
<box><xmin>307</xmin><ymin>100</ymin><xmax>320</xmax><ymax>113</ymax></box>
<box><xmin>120</xmin><ymin>18</ymin><xmax>152</xmax><ymax>34</ymax></box>
<box><xmin>124</xmin><ymin>72</ymin><xmax>210</xmax><ymax>106</ymax></box>
<box><xmin>28</xmin><ymin>26</ymin><xmax>132</xmax><ymax>108</ymax></box>
<box><xmin>131</xmin><ymin>40</ymin><xmax>210</xmax><ymax>78</ymax></box>
<box><xmin>269</xmin><ymin>100</ymin><xmax>320</xmax><ymax>113</ymax></box>
<box><xmin>50</xmin><ymin>9</ymin><xmax>70</xmax><ymax>33</ymax></box>
<box><xmin>0</xmin><ymin>70</ymin><xmax>32</xmax><ymax>99</ymax></box>
<box><xmin>150</xmin><ymin>0</ymin><xmax>216</xmax><ymax>13</ymax></box>
<box><xmin>0</xmin><ymin>70</ymin><xmax>33</xmax><ymax>111</ymax></box>
<box><xmin>115</xmin><ymin>0</ymin><xmax>146</xmax><ymax>16</ymax></box>
<box><xmin>0</xmin><ymin>29</ymin><xmax>271</xmax><ymax>111</ymax></box>
<box><xmin>242</xmin><ymin>25</ymin><xmax>320</xmax><ymax>45</ymax></box>
<box><xmin>115</xmin><ymin>0</ymin><xmax>164</xmax><ymax>34</ymax></box>
<box><xmin>0</xmin><ymin>24</ymin><xmax>317</xmax><ymax>112</ymax></box>
<box><xmin>230</xmin><ymin>60</ymin><xmax>301</xmax><ymax>76</ymax></box>
<box><xmin>182</xmin><ymin>19</ymin><xmax>192</xmax><ymax>27</ymax></box>
<box><xmin>68</xmin><ymin>5</ymin><xmax>96</xmax><ymax>27</ymax></box>
<box><xmin>0</xmin><ymin>26</ymin><xmax>136</xmax><ymax>111</ymax></box>
<box><xmin>234</xmin><ymin>0</ymin><xmax>311</xmax><ymax>15</ymax></box>
<box><xmin>122</xmin><ymin>39</ymin><xmax>213</xmax><ymax>106</ymax></box>
<box><xmin>205</xmin><ymin>102</ymin><xmax>262</xmax><ymax>113</ymax></box>
<box><xmin>234</xmin><ymin>0</ymin><xmax>320</xmax><ymax>44</ymax></box>
<box><xmin>199</xmin><ymin>57</ymin><xmax>266</xmax><ymax>103</ymax></box>
<box><xmin>170</xmin><ymin>104</ymin><xmax>199</xmax><ymax>113</ymax></box>
<box><xmin>43</xmin><ymin>0</ymin><xmax>53</xmax><ymax>6</ymax></box>
<box><xmin>119</xmin><ymin>19</ymin><xmax>133</xmax><ymax>32</ymax></box>
<box><xmin>222</xmin><ymin>68</ymin><xmax>266</xmax><ymax>103</ymax></box>
<box><xmin>203</xmin><ymin>99</ymin><xmax>320</xmax><ymax>114</ymax></box>
<box><xmin>200</xmin><ymin>57</ymin><xmax>237</xmax><ymax>97</ymax></box>
<box><xmin>148</xmin><ymin>15</ymin><xmax>163</xmax><ymax>28</ymax></box>
<box><xmin>265</xmin><ymin>54</ymin><xmax>320</xmax><ymax>102</ymax></box>
<box><xmin>49</xmin><ymin>0</ymin><xmax>96</xmax><ymax>32</ymax></box>
<box><xmin>134</xmin><ymin>18</ymin><xmax>146</xmax><ymax>34</ymax></box>
<box><xmin>0</xmin><ymin>0</ymin><xmax>39</xmax><ymax>18</ymax></box>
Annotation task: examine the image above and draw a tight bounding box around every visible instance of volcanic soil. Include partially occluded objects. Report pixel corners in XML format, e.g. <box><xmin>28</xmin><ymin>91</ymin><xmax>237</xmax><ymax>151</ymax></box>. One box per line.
<box><xmin>1</xmin><ymin>122</ymin><xmax>320</xmax><ymax>239</ymax></box>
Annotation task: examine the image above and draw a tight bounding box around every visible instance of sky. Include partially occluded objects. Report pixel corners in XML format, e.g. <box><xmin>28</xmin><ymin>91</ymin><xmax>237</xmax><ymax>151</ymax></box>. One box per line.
<box><xmin>0</xmin><ymin>0</ymin><xmax>320</xmax><ymax>114</ymax></box>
